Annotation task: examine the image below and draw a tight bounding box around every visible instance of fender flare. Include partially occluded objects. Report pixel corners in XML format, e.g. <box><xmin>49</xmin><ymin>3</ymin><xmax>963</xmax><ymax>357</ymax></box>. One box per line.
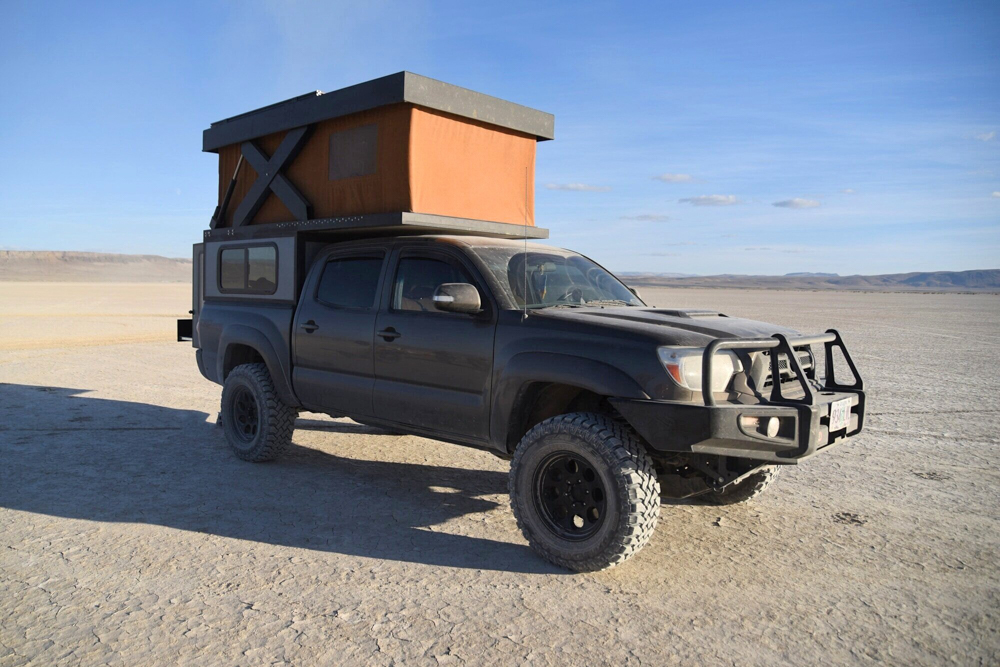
<box><xmin>491</xmin><ymin>352</ymin><xmax>648</xmax><ymax>451</ymax></box>
<box><xmin>217</xmin><ymin>325</ymin><xmax>300</xmax><ymax>407</ymax></box>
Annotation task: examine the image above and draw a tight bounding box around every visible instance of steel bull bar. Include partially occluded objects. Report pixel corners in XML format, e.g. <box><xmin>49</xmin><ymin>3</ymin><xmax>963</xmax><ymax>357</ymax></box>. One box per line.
<box><xmin>613</xmin><ymin>330</ymin><xmax>866</xmax><ymax>463</ymax></box>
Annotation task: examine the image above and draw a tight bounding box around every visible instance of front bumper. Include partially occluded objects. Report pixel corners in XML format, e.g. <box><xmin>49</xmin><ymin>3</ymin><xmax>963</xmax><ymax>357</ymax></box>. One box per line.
<box><xmin>611</xmin><ymin>329</ymin><xmax>866</xmax><ymax>464</ymax></box>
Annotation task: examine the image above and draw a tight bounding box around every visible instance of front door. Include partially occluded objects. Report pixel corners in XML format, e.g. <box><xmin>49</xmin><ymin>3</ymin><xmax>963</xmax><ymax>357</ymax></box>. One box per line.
<box><xmin>292</xmin><ymin>249</ymin><xmax>387</xmax><ymax>417</ymax></box>
<box><xmin>372</xmin><ymin>248</ymin><xmax>497</xmax><ymax>441</ymax></box>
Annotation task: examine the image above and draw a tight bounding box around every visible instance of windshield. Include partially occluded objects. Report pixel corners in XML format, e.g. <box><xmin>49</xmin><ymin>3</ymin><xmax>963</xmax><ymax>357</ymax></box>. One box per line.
<box><xmin>471</xmin><ymin>246</ymin><xmax>645</xmax><ymax>309</ymax></box>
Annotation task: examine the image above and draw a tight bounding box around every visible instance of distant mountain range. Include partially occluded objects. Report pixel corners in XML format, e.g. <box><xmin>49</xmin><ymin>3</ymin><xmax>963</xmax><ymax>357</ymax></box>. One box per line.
<box><xmin>0</xmin><ymin>251</ymin><xmax>190</xmax><ymax>282</ymax></box>
<box><xmin>621</xmin><ymin>269</ymin><xmax>1000</xmax><ymax>292</ymax></box>
<box><xmin>2</xmin><ymin>251</ymin><xmax>997</xmax><ymax>292</ymax></box>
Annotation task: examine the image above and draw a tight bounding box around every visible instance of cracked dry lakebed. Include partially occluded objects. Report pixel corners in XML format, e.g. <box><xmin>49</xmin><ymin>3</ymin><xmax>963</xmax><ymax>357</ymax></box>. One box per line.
<box><xmin>1</xmin><ymin>282</ymin><xmax>998</xmax><ymax>665</ymax></box>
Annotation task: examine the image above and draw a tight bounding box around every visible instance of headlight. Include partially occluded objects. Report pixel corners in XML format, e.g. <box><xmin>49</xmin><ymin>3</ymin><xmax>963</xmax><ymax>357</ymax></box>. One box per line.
<box><xmin>657</xmin><ymin>346</ymin><xmax>743</xmax><ymax>393</ymax></box>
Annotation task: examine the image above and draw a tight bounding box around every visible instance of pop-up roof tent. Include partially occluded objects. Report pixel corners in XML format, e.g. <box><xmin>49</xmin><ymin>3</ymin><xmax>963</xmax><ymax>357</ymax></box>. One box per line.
<box><xmin>202</xmin><ymin>72</ymin><xmax>553</xmax><ymax>241</ymax></box>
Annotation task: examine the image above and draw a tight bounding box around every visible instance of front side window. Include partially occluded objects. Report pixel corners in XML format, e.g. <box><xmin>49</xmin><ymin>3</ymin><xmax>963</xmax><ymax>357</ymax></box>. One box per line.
<box><xmin>316</xmin><ymin>255</ymin><xmax>384</xmax><ymax>309</ymax></box>
<box><xmin>392</xmin><ymin>256</ymin><xmax>475</xmax><ymax>313</ymax></box>
<box><xmin>218</xmin><ymin>245</ymin><xmax>277</xmax><ymax>294</ymax></box>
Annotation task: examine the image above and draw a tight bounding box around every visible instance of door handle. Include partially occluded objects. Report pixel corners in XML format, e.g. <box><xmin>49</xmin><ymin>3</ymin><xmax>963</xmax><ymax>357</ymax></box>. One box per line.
<box><xmin>377</xmin><ymin>327</ymin><xmax>401</xmax><ymax>341</ymax></box>
<box><xmin>300</xmin><ymin>320</ymin><xmax>319</xmax><ymax>333</ymax></box>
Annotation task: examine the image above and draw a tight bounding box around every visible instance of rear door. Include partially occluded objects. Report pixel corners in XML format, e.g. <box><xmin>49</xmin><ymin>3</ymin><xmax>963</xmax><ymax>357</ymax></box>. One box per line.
<box><xmin>372</xmin><ymin>246</ymin><xmax>497</xmax><ymax>441</ymax></box>
<box><xmin>292</xmin><ymin>247</ymin><xmax>388</xmax><ymax>417</ymax></box>
<box><xmin>191</xmin><ymin>243</ymin><xmax>204</xmax><ymax>347</ymax></box>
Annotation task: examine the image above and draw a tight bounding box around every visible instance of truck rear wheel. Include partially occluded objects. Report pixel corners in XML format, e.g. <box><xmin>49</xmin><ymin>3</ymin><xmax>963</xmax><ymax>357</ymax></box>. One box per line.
<box><xmin>509</xmin><ymin>413</ymin><xmax>660</xmax><ymax>572</ymax></box>
<box><xmin>704</xmin><ymin>465</ymin><xmax>780</xmax><ymax>505</ymax></box>
<box><xmin>221</xmin><ymin>362</ymin><xmax>297</xmax><ymax>462</ymax></box>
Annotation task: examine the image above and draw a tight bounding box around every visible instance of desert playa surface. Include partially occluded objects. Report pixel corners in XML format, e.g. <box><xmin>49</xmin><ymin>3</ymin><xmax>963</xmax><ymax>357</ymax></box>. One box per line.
<box><xmin>1</xmin><ymin>280</ymin><xmax>998</xmax><ymax>665</ymax></box>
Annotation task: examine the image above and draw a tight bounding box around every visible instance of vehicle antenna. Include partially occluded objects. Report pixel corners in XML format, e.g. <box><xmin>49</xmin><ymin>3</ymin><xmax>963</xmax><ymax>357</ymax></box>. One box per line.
<box><xmin>523</xmin><ymin>166</ymin><xmax>529</xmax><ymax>321</ymax></box>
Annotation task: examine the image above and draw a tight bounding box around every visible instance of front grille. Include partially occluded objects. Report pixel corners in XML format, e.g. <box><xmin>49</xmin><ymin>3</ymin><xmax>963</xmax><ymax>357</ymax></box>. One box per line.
<box><xmin>761</xmin><ymin>349</ymin><xmax>813</xmax><ymax>387</ymax></box>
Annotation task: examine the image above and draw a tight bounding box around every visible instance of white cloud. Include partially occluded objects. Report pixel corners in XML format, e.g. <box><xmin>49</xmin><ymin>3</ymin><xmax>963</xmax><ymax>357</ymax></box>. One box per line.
<box><xmin>743</xmin><ymin>246</ymin><xmax>806</xmax><ymax>254</ymax></box>
<box><xmin>679</xmin><ymin>195</ymin><xmax>740</xmax><ymax>206</ymax></box>
<box><xmin>975</xmin><ymin>131</ymin><xmax>996</xmax><ymax>142</ymax></box>
<box><xmin>654</xmin><ymin>173</ymin><xmax>694</xmax><ymax>183</ymax></box>
<box><xmin>841</xmin><ymin>188</ymin><xmax>855</xmax><ymax>194</ymax></box>
<box><xmin>773</xmin><ymin>198</ymin><xmax>821</xmax><ymax>209</ymax></box>
<box><xmin>545</xmin><ymin>183</ymin><xmax>612</xmax><ymax>192</ymax></box>
<box><xmin>621</xmin><ymin>214</ymin><xmax>670</xmax><ymax>222</ymax></box>
<box><xmin>993</xmin><ymin>191</ymin><xmax>1000</xmax><ymax>198</ymax></box>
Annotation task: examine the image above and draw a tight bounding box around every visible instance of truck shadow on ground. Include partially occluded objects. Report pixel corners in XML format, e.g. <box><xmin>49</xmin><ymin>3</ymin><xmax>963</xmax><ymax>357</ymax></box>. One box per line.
<box><xmin>0</xmin><ymin>383</ymin><xmax>561</xmax><ymax>574</ymax></box>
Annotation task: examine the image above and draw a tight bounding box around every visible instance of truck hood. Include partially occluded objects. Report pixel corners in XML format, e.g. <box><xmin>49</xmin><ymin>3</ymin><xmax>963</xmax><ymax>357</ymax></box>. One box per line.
<box><xmin>531</xmin><ymin>307</ymin><xmax>799</xmax><ymax>345</ymax></box>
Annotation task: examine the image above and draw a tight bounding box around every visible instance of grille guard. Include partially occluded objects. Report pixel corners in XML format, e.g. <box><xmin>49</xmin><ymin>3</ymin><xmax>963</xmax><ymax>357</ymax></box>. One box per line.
<box><xmin>611</xmin><ymin>330</ymin><xmax>865</xmax><ymax>463</ymax></box>
<box><xmin>702</xmin><ymin>329</ymin><xmax>863</xmax><ymax>407</ymax></box>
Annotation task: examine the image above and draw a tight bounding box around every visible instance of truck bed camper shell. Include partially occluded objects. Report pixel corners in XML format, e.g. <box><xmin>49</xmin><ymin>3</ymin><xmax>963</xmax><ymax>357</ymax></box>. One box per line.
<box><xmin>203</xmin><ymin>71</ymin><xmax>552</xmax><ymax>242</ymax></box>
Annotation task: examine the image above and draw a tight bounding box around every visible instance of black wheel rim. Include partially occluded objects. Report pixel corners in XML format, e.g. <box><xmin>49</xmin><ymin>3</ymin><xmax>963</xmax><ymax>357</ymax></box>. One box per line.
<box><xmin>230</xmin><ymin>387</ymin><xmax>259</xmax><ymax>443</ymax></box>
<box><xmin>533</xmin><ymin>452</ymin><xmax>608</xmax><ymax>541</ymax></box>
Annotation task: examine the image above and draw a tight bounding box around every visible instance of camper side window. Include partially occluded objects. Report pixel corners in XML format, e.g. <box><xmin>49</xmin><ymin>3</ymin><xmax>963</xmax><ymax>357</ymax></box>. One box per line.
<box><xmin>218</xmin><ymin>245</ymin><xmax>277</xmax><ymax>294</ymax></box>
<box><xmin>220</xmin><ymin>249</ymin><xmax>244</xmax><ymax>290</ymax></box>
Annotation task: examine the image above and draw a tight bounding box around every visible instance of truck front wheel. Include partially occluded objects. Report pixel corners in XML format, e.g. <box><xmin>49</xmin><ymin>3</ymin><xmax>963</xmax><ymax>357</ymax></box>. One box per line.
<box><xmin>220</xmin><ymin>363</ymin><xmax>297</xmax><ymax>462</ymax></box>
<box><xmin>509</xmin><ymin>413</ymin><xmax>660</xmax><ymax>572</ymax></box>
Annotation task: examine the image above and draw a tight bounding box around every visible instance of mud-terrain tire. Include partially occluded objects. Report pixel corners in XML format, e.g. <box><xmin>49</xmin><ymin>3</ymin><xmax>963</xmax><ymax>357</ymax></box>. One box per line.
<box><xmin>509</xmin><ymin>413</ymin><xmax>660</xmax><ymax>572</ymax></box>
<box><xmin>221</xmin><ymin>363</ymin><xmax>297</xmax><ymax>462</ymax></box>
<box><xmin>704</xmin><ymin>466</ymin><xmax>780</xmax><ymax>505</ymax></box>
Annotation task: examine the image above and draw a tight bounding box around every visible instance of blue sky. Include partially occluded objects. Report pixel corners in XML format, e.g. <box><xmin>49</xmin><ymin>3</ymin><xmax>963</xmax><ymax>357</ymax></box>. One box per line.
<box><xmin>1</xmin><ymin>0</ymin><xmax>998</xmax><ymax>275</ymax></box>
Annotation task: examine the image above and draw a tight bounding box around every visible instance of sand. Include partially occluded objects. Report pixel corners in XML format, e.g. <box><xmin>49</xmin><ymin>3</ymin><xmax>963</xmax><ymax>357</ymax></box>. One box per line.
<box><xmin>1</xmin><ymin>281</ymin><xmax>998</xmax><ymax>665</ymax></box>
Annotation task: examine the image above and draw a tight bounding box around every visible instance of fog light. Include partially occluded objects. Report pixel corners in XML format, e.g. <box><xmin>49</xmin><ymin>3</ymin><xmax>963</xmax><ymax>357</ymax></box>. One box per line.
<box><xmin>740</xmin><ymin>415</ymin><xmax>783</xmax><ymax>439</ymax></box>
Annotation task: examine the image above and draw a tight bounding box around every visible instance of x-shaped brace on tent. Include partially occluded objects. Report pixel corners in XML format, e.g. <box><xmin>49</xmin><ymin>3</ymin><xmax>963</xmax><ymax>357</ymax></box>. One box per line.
<box><xmin>231</xmin><ymin>125</ymin><xmax>312</xmax><ymax>227</ymax></box>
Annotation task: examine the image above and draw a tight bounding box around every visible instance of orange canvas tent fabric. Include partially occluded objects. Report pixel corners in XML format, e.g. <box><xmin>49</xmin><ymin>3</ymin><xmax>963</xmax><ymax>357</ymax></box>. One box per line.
<box><xmin>216</xmin><ymin>104</ymin><xmax>536</xmax><ymax>228</ymax></box>
<box><xmin>409</xmin><ymin>107</ymin><xmax>535</xmax><ymax>226</ymax></box>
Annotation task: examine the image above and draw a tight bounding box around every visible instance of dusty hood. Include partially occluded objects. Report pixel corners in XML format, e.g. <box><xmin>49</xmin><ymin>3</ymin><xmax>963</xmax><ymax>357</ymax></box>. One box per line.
<box><xmin>531</xmin><ymin>307</ymin><xmax>800</xmax><ymax>346</ymax></box>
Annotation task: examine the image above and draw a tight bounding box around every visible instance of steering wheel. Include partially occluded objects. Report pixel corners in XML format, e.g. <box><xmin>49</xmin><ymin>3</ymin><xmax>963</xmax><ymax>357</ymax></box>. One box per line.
<box><xmin>555</xmin><ymin>287</ymin><xmax>584</xmax><ymax>304</ymax></box>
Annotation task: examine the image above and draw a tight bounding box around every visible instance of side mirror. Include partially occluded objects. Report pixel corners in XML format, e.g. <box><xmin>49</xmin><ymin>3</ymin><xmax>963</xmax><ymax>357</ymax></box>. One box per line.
<box><xmin>433</xmin><ymin>283</ymin><xmax>482</xmax><ymax>314</ymax></box>
<box><xmin>629</xmin><ymin>287</ymin><xmax>642</xmax><ymax>300</ymax></box>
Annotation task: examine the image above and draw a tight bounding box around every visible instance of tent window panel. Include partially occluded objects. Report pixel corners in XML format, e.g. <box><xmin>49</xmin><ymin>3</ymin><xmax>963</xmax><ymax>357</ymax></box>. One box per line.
<box><xmin>329</xmin><ymin>124</ymin><xmax>378</xmax><ymax>180</ymax></box>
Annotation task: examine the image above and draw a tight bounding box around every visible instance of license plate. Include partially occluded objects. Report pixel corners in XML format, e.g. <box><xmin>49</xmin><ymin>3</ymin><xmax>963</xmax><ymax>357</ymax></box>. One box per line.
<box><xmin>829</xmin><ymin>398</ymin><xmax>852</xmax><ymax>432</ymax></box>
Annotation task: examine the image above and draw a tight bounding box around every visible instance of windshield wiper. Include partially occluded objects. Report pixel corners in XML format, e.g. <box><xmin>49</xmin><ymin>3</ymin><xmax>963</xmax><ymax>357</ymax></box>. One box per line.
<box><xmin>529</xmin><ymin>300</ymin><xmax>639</xmax><ymax>310</ymax></box>
<box><xmin>582</xmin><ymin>299</ymin><xmax>637</xmax><ymax>307</ymax></box>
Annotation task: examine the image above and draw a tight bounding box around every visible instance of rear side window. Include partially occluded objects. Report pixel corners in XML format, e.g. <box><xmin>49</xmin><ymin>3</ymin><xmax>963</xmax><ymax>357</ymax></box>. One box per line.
<box><xmin>218</xmin><ymin>244</ymin><xmax>277</xmax><ymax>294</ymax></box>
<box><xmin>316</xmin><ymin>255</ymin><xmax>384</xmax><ymax>309</ymax></box>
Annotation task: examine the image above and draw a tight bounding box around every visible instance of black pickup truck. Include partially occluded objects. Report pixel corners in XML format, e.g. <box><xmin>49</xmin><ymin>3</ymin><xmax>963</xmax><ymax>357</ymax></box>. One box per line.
<box><xmin>184</xmin><ymin>233</ymin><xmax>865</xmax><ymax>571</ymax></box>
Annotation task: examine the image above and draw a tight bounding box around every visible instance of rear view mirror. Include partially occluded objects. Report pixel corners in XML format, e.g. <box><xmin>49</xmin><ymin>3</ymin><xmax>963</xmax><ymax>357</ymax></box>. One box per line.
<box><xmin>433</xmin><ymin>283</ymin><xmax>482</xmax><ymax>314</ymax></box>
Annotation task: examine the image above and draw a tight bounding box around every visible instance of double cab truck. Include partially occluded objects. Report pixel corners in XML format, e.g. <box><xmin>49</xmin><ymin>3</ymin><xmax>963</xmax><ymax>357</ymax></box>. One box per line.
<box><xmin>182</xmin><ymin>73</ymin><xmax>864</xmax><ymax>570</ymax></box>
<box><xmin>181</xmin><ymin>230</ymin><xmax>865</xmax><ymax>571</ymax></box>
